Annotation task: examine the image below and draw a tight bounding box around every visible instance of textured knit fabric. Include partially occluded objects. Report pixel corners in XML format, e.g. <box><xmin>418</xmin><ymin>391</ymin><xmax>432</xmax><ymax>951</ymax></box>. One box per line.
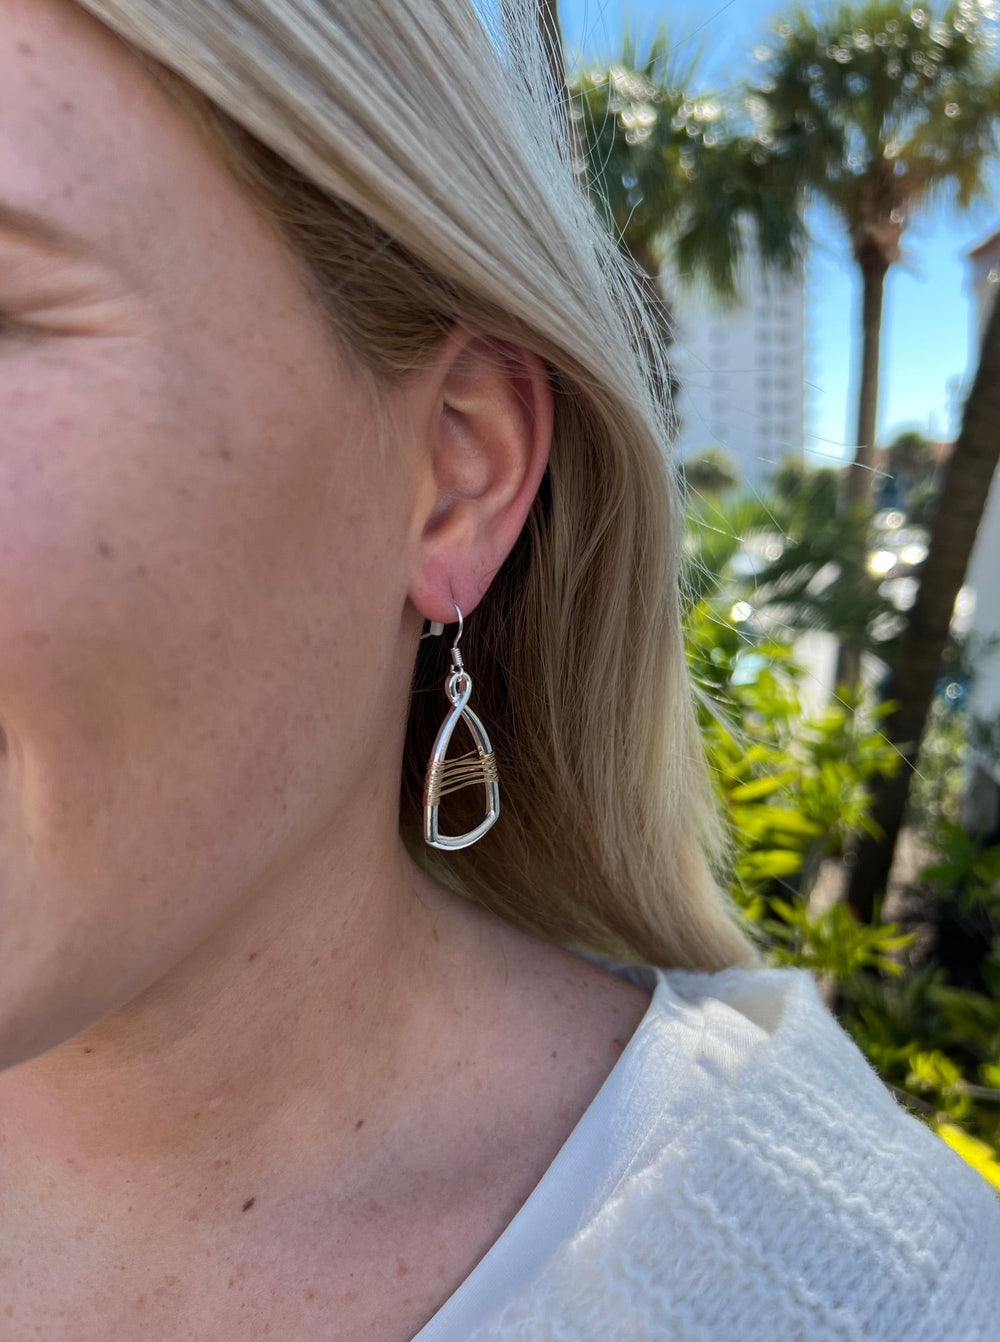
<box><xmin>414</xmin><ymin>962</ymin><xmax>1000</xmax><ymax>1341</ymax></box>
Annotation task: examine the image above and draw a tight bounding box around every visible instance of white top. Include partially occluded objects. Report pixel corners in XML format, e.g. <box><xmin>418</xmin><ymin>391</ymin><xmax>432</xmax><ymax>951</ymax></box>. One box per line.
<box><xmin>413</xmin><ymin>961</ymin><xmax>1000</xmax><ymax>1341</ymax></box>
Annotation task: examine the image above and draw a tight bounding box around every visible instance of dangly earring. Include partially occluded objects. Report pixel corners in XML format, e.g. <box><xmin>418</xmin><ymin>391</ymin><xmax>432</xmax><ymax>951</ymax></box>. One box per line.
<box><xmin>420</xmin><ymin>602</ymin><xmax>500</xmax><ymax>850</ymax></box>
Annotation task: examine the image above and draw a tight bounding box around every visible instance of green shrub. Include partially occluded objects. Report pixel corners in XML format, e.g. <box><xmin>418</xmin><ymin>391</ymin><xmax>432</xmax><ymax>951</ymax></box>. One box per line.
<box><xmin>685</xmin><ymin>587</ymin><xmax>1000</xmax><ymax>1184</ymax></box>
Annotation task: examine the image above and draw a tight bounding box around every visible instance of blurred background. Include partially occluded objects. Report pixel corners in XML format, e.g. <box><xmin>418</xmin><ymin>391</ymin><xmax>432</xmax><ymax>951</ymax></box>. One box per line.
<box><xmin>545</xmin><ymin>0</ymin><xmax>1000</xmax><ymax>1190</ymax></box>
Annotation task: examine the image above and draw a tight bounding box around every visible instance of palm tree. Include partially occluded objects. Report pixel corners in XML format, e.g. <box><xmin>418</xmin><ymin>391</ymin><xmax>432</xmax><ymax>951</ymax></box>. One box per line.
<box><xmin>747</xmin><ymin>0</ymin><xmax>1000</xmax><ymax>512</ymax></box>
<box><xmin>568</xmin><ymin>34</ymin><xmax>805</xmax><ymax>294</ymax></box>
<box><xmin>846</xmin><ymin>293</ymin><xmax>1000</xmax><ymax>921</ymax></box>
<box><xmin>567</xmin><ymin>33</ymin><xmax>806</xmax><ymax>427</ymax></box>
<box><xmin>680</xmin><ymin>447</ymin><xmax>742</xmax><ymax>497</ymax></box>
<box><xmin>747</xmin><ymin>463</ymin><xmax>897</xmax><ymax>655</ymax></box>
<box><xmin>683</xmin><ymin>461</ymin><xmax>894</xmax><ymax>651</ymax></box>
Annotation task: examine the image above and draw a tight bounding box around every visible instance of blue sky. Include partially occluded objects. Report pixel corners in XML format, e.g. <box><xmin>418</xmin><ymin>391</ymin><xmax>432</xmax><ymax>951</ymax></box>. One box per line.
<box><xmin>558</xmin><ymin>0</ymin><xmax>1000</xmax><ymax>462</ymax></box>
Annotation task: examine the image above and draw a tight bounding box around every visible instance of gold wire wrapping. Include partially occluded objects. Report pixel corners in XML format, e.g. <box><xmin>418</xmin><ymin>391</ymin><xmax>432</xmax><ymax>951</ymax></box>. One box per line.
<box><xmin>425</xmin><ymin>749</ymin><xmax>499</xmax><ymax>805</ymax></box>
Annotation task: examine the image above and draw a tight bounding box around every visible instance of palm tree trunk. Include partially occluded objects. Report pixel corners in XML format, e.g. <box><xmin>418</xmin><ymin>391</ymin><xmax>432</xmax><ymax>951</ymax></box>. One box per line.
<box><xmin>526</xmin><ymin>0</ymin><xmax>570</xmax><ymax>139</ymax></box>
<box><xmin>845</xmin><ymin>294</ymin><xmax>1000</xmax><ymax>922</ymax></box>
<box><xmin>843</xmin><ymin>247</ymin><xmax>889</xmax><ymax>513</ymax></box>
<box><xmin>834</xmin><ymin>247</ymin><xmax>889</xmax><ymax>690</ymax></box>
<box><xmin>536</xmin><ymin>0</ymin><xmax>567</xmax><ymax>107</ymax></box>
<box><xmin>834</xmin><ymin>642</ymin><xmax>861</xmax><ymax>693</ymax></box>
<box><xmin>532</xmin><ymin>0</ymin><xmax>586</xmax><ymax>179</ymax></box>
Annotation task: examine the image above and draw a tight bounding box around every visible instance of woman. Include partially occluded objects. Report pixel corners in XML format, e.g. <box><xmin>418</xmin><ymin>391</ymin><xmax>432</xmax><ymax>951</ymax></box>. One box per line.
<box><xmin>0</xmin><ymin>0</ymin><xmax>996</xmax><ymax>1337</ymax></box>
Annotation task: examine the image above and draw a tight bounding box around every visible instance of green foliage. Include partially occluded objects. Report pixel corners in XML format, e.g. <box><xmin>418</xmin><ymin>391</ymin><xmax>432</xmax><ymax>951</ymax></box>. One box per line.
<box><xmin>762</xmin><ymin>896</ymin><xmax>913</xmax><ymax>978</ymax></box>
<box><xmin>771</xmin><ymin>458</ymin><xmax>841</xmax><ymax>516</ymax></box>
<box><xmin>839</xmin><ymin>949</ymin><xmax>1000</xmax><ymax>1155</ymax></box>
<box><xmin>748</xmin><ymin>488</ymin><xmax>895</xmax><ymax>655</ymax></box>
<box><xmin>681</xmin><ymin>492</ymin><xmax>775</xmax><ymax>607</ymax></box>
<box><xmin>687</xmin><ymin>595</ymin><xmax>900</xmax><ymax>925</ymax></box>
<box><xmin>685</xmin><ymin>552</ymin><xmax>1000</xmax><ymax>1179</ymax></box>
<box><xmin>684</xmin><ymin>463</ymin><xmax>896</xmax><ymax>655</ymax></box>
<box><xmin>922</xmin><ymin>821</ymin><xmax>1000</xmax><ymax>917</ymax></box>
<box><xmin>679</xmin><ymin>447</ymin><xmax>740</xmax><ymax>496</ymax></box>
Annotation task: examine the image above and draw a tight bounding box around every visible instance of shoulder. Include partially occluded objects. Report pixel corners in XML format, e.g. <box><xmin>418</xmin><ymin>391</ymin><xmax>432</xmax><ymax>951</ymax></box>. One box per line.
<box><xmin>651</xmin><ymin>965</ymin><xmax>1000</xmax><ymax>1298</ymax></box>
<box><xmin>470</xmin><ymin>962</ymin><xmax>1000</xmax><ymax>1342</ymax></box>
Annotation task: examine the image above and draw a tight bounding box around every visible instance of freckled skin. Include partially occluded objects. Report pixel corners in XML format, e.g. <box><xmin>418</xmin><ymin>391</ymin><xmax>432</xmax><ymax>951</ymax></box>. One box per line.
<box><xmin>0</xmin><ymin>0</ymin><xmax>430</xmax><ymax>1074</ymax></box>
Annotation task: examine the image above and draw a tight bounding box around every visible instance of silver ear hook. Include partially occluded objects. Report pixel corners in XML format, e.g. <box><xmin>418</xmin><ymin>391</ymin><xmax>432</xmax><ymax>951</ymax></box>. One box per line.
<box><xmin>420</xmin><ymin>602</ymin><xmax>463</xmax><ymax>643</ymax></box>
<box><xmin>448</xmin><ymin>603</ymin><xmax>466</xmax><ymax>679</ymax></box>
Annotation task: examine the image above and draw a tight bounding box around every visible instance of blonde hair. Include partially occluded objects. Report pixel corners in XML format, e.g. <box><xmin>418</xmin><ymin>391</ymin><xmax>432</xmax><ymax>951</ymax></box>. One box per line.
<box><xmin>75</xmin><ymin>0</ymin><xmax>759</xmax><ymax>970</ymax></box>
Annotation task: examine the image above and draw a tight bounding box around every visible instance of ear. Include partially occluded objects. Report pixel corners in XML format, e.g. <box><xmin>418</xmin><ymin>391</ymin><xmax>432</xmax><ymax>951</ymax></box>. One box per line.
<box><xmin>406</xmin><ymin>326</ymin><xmax>554</xmax><ymax>626</ymax></box>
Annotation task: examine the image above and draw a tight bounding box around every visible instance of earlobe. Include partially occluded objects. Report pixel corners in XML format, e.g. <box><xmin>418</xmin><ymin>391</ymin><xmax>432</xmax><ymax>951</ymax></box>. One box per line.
<box><xmin>407</xmin><ymin>328</ymin><xmax>553</xmax><ymax>627</ymax></box>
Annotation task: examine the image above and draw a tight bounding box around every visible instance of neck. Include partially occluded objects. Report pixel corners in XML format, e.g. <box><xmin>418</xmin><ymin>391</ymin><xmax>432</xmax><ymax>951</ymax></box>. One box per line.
<box><xmin>0</xmin><ymin>817</ymin><xmax>461</xmax><ymax>1255</ymax></box>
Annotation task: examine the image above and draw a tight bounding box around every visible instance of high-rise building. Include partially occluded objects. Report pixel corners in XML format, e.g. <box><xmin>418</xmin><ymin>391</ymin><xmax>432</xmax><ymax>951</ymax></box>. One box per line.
<box><xmin>666</xmin><ymin>254</ymin><xmax>806</xmax><ymax>491</ymax></box>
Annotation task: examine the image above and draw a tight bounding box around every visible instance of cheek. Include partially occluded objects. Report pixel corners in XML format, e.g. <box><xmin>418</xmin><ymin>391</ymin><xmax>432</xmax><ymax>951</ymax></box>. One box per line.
<box><xmin>0</xmin><ymin>334</ymin><xmax>253</xmax><ymax>759</ymax></box>
<box><xmin>0</xmin><ymin>321</ymin><xmax>386</xmax><ymax>715</ymax></box>
<box><xmin>0</xmin><ymin>321</ymin><xmax>404</xmax><ymax>1062</ymax></box>
<box><xmin>0</xmin><ymin>348</ymin><xmax>138</xmax><ymax>622</ymax></box>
